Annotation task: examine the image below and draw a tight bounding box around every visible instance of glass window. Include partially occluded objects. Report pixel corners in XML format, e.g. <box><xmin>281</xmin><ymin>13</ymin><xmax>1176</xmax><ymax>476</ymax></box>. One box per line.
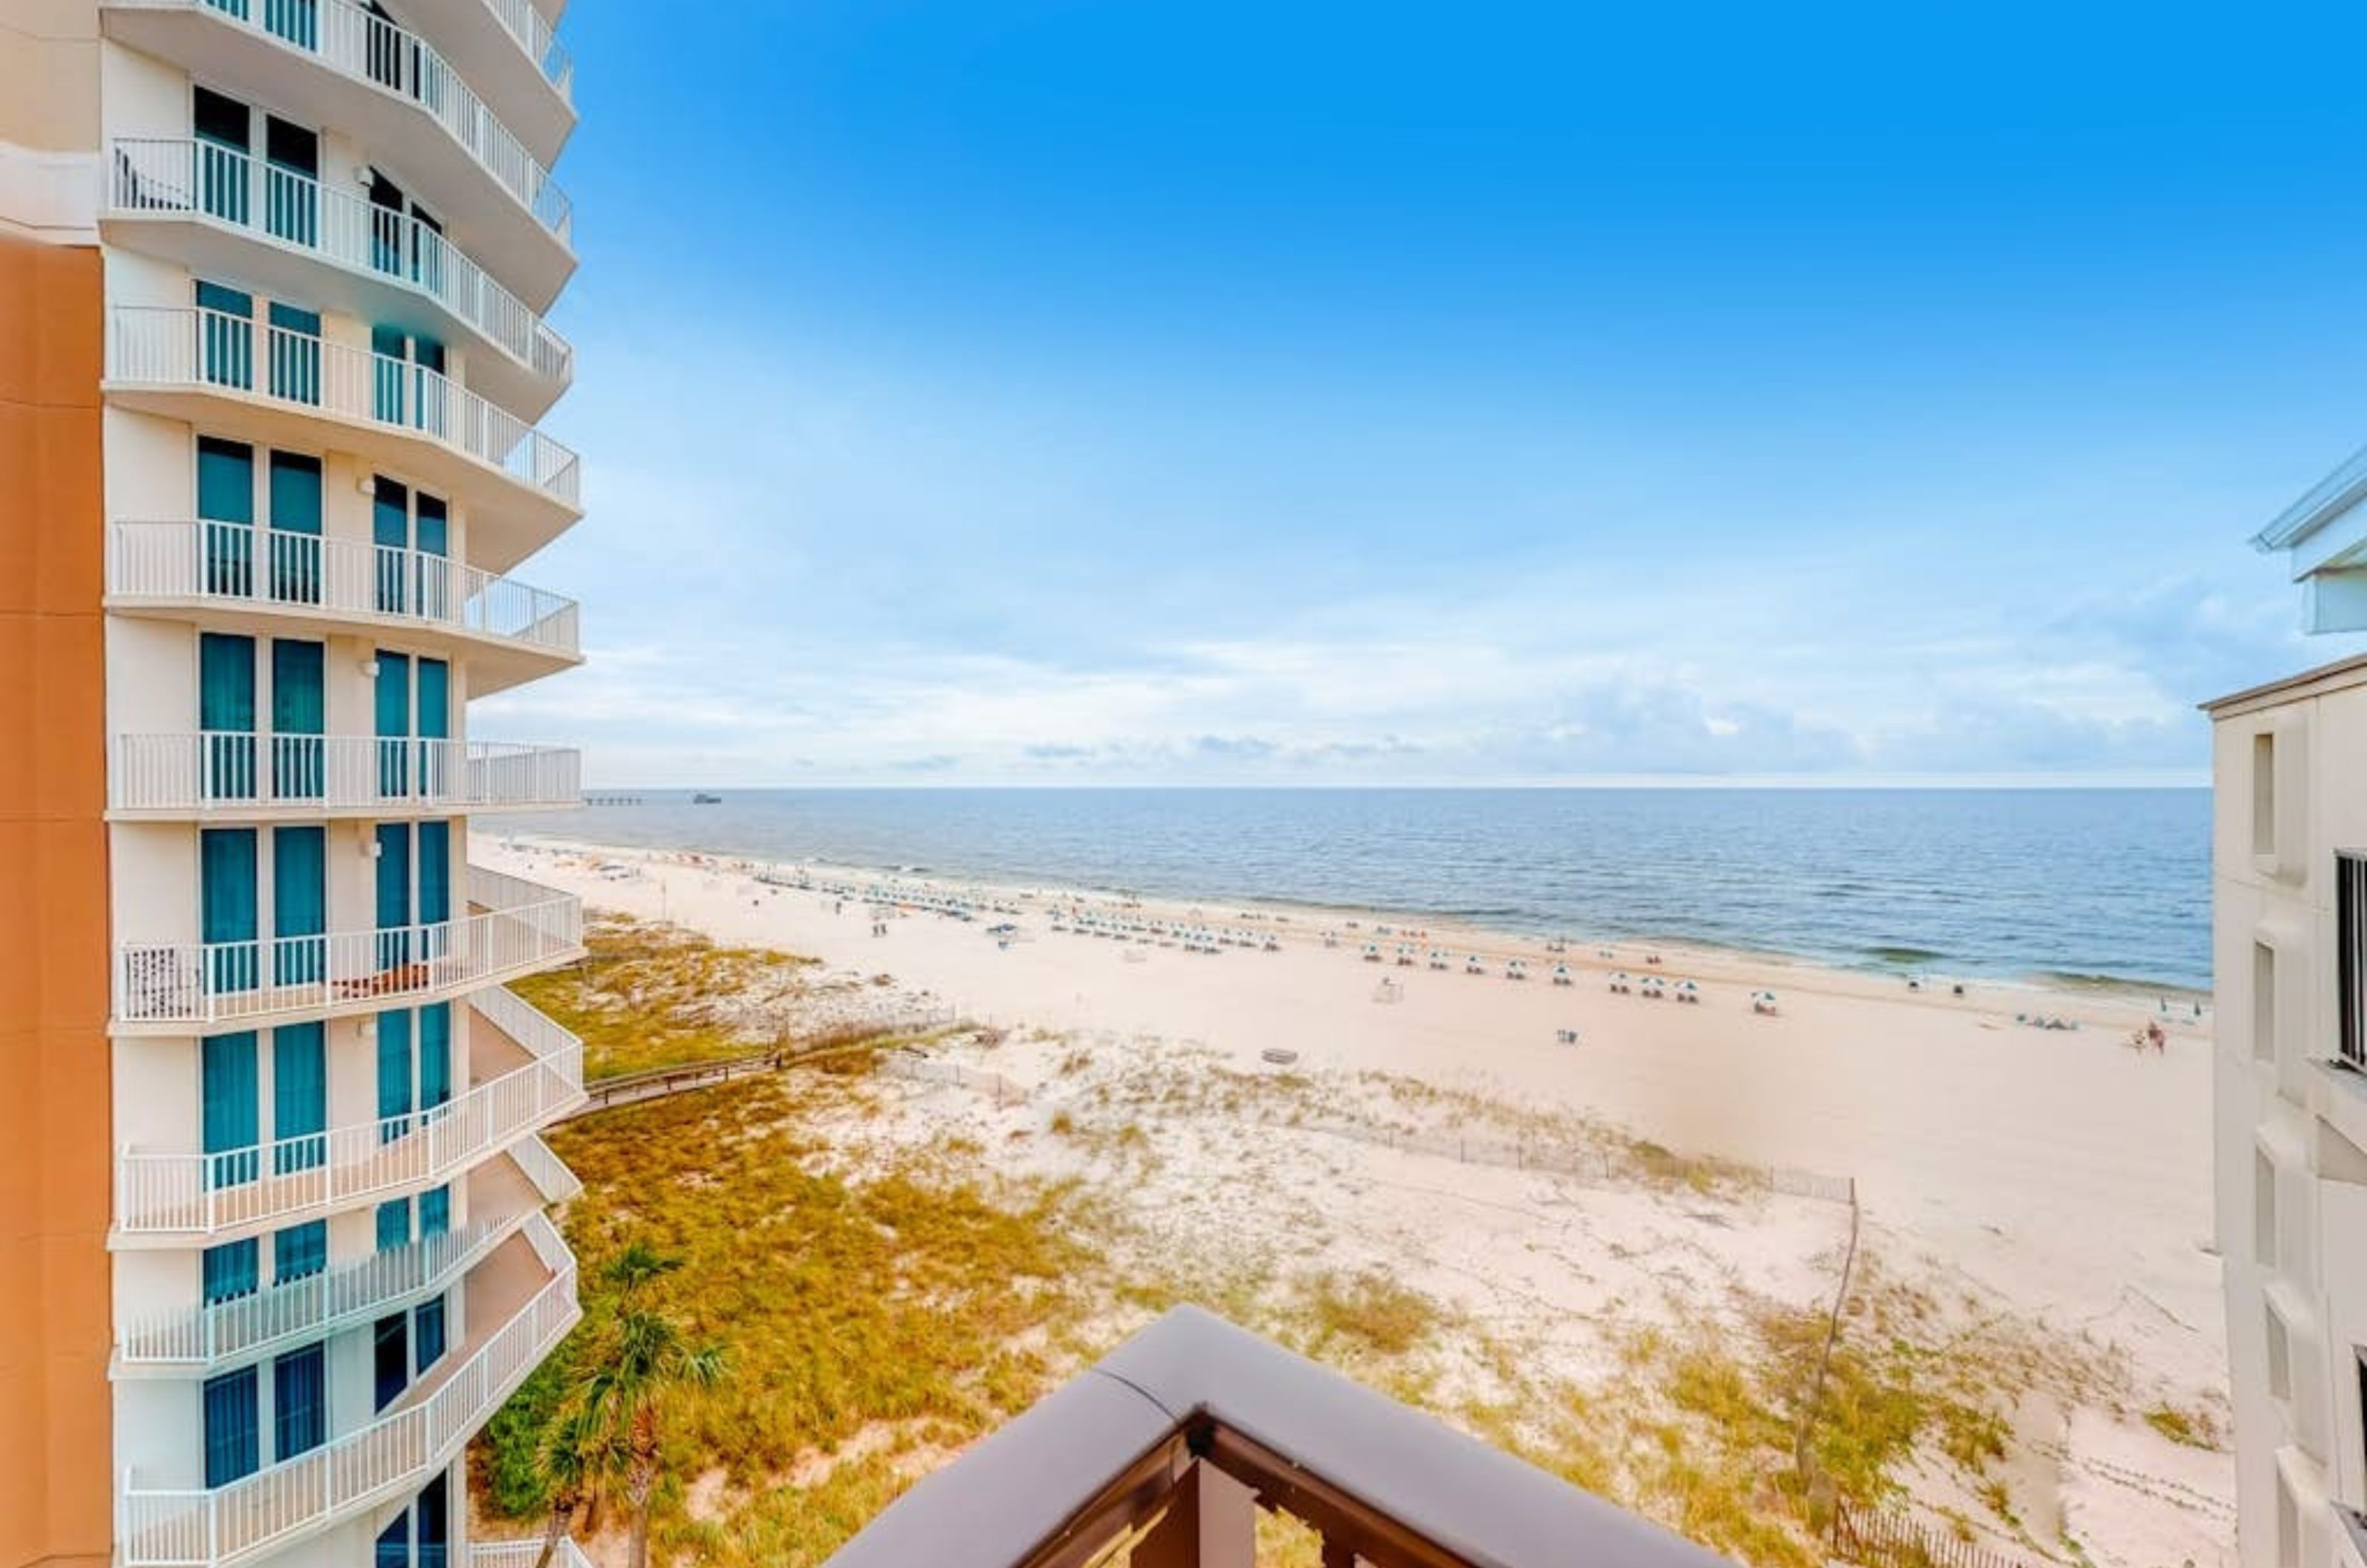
<box><xmin>417</xmin><ymin>1183</ymin><xmax>450</xmax><ymax>1238</ymax></box>
<box><xmin>413</xmin><ymin>1294</ymin><xmax>447</xmax><ymax>1373</ymax></box>
<box><xmin>375</xmin><ymin>1197</ymin><xmax>412</xmax><ymax>1251</ymax></box>
<box><xmin>273</xmin><ymin>1220</ymin><xmax>327</xmax><ymax>1283</ymax></box>
<box><xmin>373</xmin><ymin>1312</ymin><xmax>408</xmax><ymax>1411</ymax></box>
<box><xmin>272</xmin><ymin>1343</ymin><xmax>326</xmax><ymax>1459</ymax></box>
<box><xmin>200</xmin><ymin>1030</ymin><xmax>260</xmax><ymax>1189</ymax></box>
<box><xmin>202</xmin><ymin>1366</ymin><xmax>260</xmax><ymax>1487</ymax></box>
<box><xmin>202</xmin><ymin>1239</ymin><xmax>260</xmax><ymax>1305</ymax></box>
<box><xmin>271</xmin><ymin>1024</ymin><xmax>326</xmax><ymax>1175</ymax></box>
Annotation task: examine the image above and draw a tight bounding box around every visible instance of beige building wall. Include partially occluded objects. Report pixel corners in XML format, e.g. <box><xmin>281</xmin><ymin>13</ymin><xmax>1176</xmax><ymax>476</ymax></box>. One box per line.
<box><xmin>2209</xmin><ymin>655</ymin><xmax>2367</xmax><ymax>1568</ymax></box>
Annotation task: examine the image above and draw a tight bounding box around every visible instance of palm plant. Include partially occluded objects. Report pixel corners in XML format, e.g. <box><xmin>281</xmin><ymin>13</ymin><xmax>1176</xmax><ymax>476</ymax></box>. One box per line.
<box><xmin>569</xmin><ymin>1241</ymin><xmax>730</xmax><ymax>1568</ymax></box>
<box><xmin>530</xmin><ymin>1402</ymin><xmax>622</xmax><ymax>1568</ymax></box>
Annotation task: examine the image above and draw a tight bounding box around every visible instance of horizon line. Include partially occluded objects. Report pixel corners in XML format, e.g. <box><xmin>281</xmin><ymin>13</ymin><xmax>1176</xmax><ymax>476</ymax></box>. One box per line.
<box><xmin>575</xmin><ymin>774</ymin><xmax>2212</xmax><ymax>793</ymax></box>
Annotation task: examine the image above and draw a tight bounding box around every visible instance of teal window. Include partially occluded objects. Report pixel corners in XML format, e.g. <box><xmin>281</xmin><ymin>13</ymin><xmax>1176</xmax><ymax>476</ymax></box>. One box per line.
<box><xmin>375</xmin><ymin>651</ymin><xmax>412</xmax><ymax>797</ymax></box>
<box><xmin>192</xmin><ymin>87</ymin><xmax>249</xmax><ymax>226</ymax></box>
<box><xmin>270</xmin><ymin>640</ymin><xmax>325</xmax><ymax>799</ymax></box>
<box><xmin>202</xmin><ymin>1239</ymin><xmax>259</xmax><ymax>1305</ymax></box>
<box><xmin>372</xmin><ymin>479</ymin><xmax>411</xmax><ymax>614</ymax></box>
<box><xmin>377</xmin><ymin>1007</ymin><xmax>413</xmax><ymax>1139</ymax></box>
<box><xmin>371</xmin><ymin>325</ymin><xmax>408</xmax><ymax>425</ymax></box>
<box><xmin>372</xmin><ymin>1313</ymin><xmax>408</xmax><ymax>1411</ymax></box>
<box><xmin>271</xmin><ymin>826</ymin><xmax>325</xmax><ymax>987</ymax></box>
<box><xmin>203</xmin><ymin>1367</ymin><xmax>260</xmax><ymax>1487</ymax></box>
<box><xmin>266</xmin><ymin>451</ymin><xmax>323</xmax><ymax>604</ymax></box>
<box><xmin>374</xmin><ymin>1197</ymin><xmax>412</xmax><ymax>1251</ymax></box>
<box><xmin>195</xmin><ymin>280</ymin><xmax>253</xmax><ymax>391</ymax></box>
<box><xmin>196</xmin><ymin>437</ymin><xmax>254</xmax><ymax>598</ymax></box>
<box><xmin>273</xmin><ymin>1220</ymin><xmax>326</xmax><ymax>1282</ymax></box>
<box><xmin>418</xmin><ymin>1183</ymin><xmax>450</xmax><ymax>1237</ymax></box>
<box><xmin>262</xmin><ymin>116</ymin><xmax>317</xmax><ymax>248</ymax></box>
<box><xmin>376</xmin><ymin>822</ymin><xmax>413</xmax><ymax>970</ymax></box>
<box><xmin>200</xmin><ymin>1031</ymin><xmax>260</xmax><ymax>1190</ymax></box>
<box><xmin>417</xmin><ymin>821</ymin><xmax>449</xmax><ymax>925</ymax></box>
<box><xmin>266</xmin><ymin>302</ymin><xmax>320</xmax><ymax>405</ymax></box>
<box><xmin>272</xmin><ymin>1344</ymin><xmax>326</xmax><ymax>1459</ymax></box>
<box><xmin>413</xmin><ymin>1294</ymin><xmax>447</xmax><ymax>1372</ymax></box>
<box><xmin>200</xmin><ymin>826</ymin><xmax>260</xmax><ymax>996</ymax></box>
<box><xmin>418</xmin><ymin>1004</ymin><xmax>451</xmax><ymax>1113</ymax></box>
<box><xmin>198</xmin><ymin>632</ymin><xmax>257</xmax><ymax>802</ymax></box>
<box><xmin>271</xmin><ymin>1024</ymin><xmax>325</xmax><ymax>1175</ymax></box>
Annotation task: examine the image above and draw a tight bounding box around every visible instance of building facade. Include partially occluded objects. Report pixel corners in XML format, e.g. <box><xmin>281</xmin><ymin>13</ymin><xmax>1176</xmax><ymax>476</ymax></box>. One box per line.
<box><xmin>2210</xmin><ymin>459</ymin><xmax>2367</xmax><ymax>1568</ymax></box>
<box><xmin>2</xmin><ymin>2</ymin><xmax>592</xmax><ymax>1565</ymax></box>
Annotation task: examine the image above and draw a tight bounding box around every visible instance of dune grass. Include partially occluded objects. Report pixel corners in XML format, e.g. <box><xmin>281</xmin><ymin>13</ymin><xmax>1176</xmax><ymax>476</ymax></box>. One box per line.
<box><xmin>511</xmin><ymin>916</ymin><xmax>818</xmax><ymax>1078</ymax></box>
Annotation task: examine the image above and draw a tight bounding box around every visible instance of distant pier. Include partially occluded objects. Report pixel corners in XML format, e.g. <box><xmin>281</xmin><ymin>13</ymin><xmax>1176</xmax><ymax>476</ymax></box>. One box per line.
<box><xmin>584</xmin><ymin>793</ymin><xmax>644</xmax><ymax>806</ymax></box>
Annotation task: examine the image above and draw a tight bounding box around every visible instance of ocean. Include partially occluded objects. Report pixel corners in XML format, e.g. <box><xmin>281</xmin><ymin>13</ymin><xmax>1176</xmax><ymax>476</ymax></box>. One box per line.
<box><xmin>502</xmin><ymin>787</ymin><xmax>2213</xmax><ymax>992</ymax></box>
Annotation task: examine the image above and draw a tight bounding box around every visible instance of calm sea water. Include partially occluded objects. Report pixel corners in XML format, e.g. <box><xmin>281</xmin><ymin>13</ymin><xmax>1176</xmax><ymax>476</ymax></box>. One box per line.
<box><xmin>503</xmin><ymin>788</ymin><xmax>2212</xmax><ymax>991</ymax></box>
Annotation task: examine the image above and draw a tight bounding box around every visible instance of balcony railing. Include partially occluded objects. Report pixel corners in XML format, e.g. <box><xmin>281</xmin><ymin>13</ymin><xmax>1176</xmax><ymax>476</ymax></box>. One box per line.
<box><xmin>107</xmin><ymin>305</ymin><xmax>581</xmax><ymax>511</ymax></box>
<box><xmin>111</xmin><ymin>735</ymin><xmax>581</xmax><ymax>816</ymax></box>
<box><xmin>107</xmin><ymin>138</ymin><xmax>571</xmax><ymax>385</ymax></box>
<box><xmin>820</xmin><ymin>1305</ymin><xmax>1732</xmax><ymax>1568</ymax></box>
<box><xmin>473</xmin><ymin>1537</ymin><xmax>592</xmax><ymax>1568</ymax></box>
<box><xmin>112</xmin><ymin>0</ymin><xmax>573</xmax><ymax>242</ymax></box>
<box><xmin>108</xmin><ymin>519</ymin><xmax>581</xmax><ymax>658</ymax></box>
<box><xmin>116</xmin><ymin>1011</ymin><xmax>584</xmax><ymax>1236</ymax></box>
<box><xmin>121</xmin><ymin>1234</ymin><xmax>578</xmax><ymax>1567</ymax></box>
<box><xmin>120</xmin><ymin>1215</ymin><xmax>507</xmax><ymax>1367</ymax></box>
<box><xmin>482</xmin><ymin>0</ymin><xmax>572</xmax><ymax>101</ymax></box>
<box><xmin>112</xmin><ymin>872</ymin><xmax>581</xmax><ymax>1027</ymax></box>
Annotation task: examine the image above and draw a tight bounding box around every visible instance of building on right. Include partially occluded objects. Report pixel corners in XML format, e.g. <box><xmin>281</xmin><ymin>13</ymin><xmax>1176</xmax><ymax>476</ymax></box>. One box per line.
<box><xmin>2207</xmin><ymin>455</ymin><xmax>2367</xmax><ymax>1568</ymax></box>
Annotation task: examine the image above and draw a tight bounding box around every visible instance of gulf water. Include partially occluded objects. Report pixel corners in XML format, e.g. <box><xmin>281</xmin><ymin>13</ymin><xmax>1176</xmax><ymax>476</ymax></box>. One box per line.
<box><xmin>505</xmin><ymin>788</ymin><xmax>2211</xmax><ymax>991</ymax></box>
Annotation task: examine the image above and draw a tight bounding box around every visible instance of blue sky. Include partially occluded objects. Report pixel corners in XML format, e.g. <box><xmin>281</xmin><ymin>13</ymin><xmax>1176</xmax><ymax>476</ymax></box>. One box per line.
<box><xmin>478</xmin><ymin>0</ymin><xmax>2367</xmax><ymax>785</ymax></box>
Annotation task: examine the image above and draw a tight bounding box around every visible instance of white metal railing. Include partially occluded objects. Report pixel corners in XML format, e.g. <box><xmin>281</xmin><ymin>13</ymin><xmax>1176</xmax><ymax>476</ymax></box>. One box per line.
<box><xmin>115</xmin><ymin>1021</ymin><xmax>584</xmax><ymax>1235</ymax></box>
<box><xmin>118</xmin><ymin>1218</ymin><xmax>505</xmax><ymax>1367</ymax></box>
<box><xmin>107</xmin><ymin>138</ymin><xmax>572</xmax><ymax>385</ymax></box>
<box><xmin>472</xmin><ymin>1537</ymin><xmax>592</xmax><ymax>1568</ymax></box>
<box><xmin>115</xmin><ymin>0</ymin><xmax>573</xmax><ymax>242</ymax></box>
<box><xmin>107</xmin><ymin>519</ymin><xmax>581</xmax><ymax>656</ymax></box>
<box><xmin>111</xmin><ymin>734</ymin><xmax>581</xmax><ymax>815</ymax></box>
<box><xmin>107</xmin><ymin>305</ymin><xmax>581</xmax><ymax>510</ymax></box>
<box><xmin>466</xmin><ymin>861</ymin><xmax>568</xmax><ymax>915</ymax></box>
<box><xmin>112</xmin><ymin>874</ymin><xmax>581</xmax><ymax>1027</ymax></box>
<box><xmin>121</xmin><ymin>1249</ymin><xmax>580</xmax><ymax>1567</ymax></box>
<box><xmin>482</xmin><ymin>0</ymin><xmax>572</xmax><ymax>101</ymax></box>
<box><xmin>507</xmin><ymin>1132</ymin><xmax>581</xmax><ymax>1204</ymax></box>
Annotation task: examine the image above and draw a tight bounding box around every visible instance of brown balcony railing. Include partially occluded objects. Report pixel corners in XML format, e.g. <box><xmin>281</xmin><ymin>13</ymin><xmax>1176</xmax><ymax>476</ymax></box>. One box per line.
<box><xmin>820</xmin><ymin>1305</ymin><xmax>1731</xmax><ymax>1568</ymax></box>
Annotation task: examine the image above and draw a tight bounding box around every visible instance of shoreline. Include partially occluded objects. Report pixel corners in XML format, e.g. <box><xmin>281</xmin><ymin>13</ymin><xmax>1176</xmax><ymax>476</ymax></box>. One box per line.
<box><xmin>492</xmin><ymin>827</ymin><xmax>2214</xmax><ymax>1014</ymax></box>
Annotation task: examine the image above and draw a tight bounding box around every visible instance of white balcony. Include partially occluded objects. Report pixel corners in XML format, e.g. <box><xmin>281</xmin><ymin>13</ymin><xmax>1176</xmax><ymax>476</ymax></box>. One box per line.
<box><xmin>121</xmin><ymin>1222</ymin><xmax>579</xmax><ymax>1567</ymax></box>
<box><xmin>110</xmin><ymin>735</ymin><xmax>581</xmax><ymax>820</ymax></box>
<box><xmin>107</xmin><ymin>520</ymin><xmax>581</xmax><ymax>691</ymax></box>
<box><xmin>104</xmin><ymin>138</ymin><xmax>570</xmax><ymax>418</ymax></box>
<box><xmin>113</xmin><ymin>1004</ymin><xmax>584</xmax><ymax>1240</ymax></box>
<box><xmin>114</xmin><ymin>1154</ymin><xmax>567</xmax><ymax>1368</ymax></box>
<box><xmin>101</xmin><ymin>0</ymin><xmax>575</xmax><ymax>308</ymax></box>
<box><xmin>111</xmin><ymin>867</ymin><xmax>582</xmax><ymax>1033</ymax></box>
<box><xmin>106</xmin><ymin>305</ymin><xmax>580</xmax><ymax>572</ymax></box>
<box><xmin>400</xmin><ymin>0</ymin><xmax>575</xmax><ymax>163</ymax></box>
<box><xmin>473</xmin><ymin>1536</ymin><xmax>592</xmax><ymax>1568</ymax></box>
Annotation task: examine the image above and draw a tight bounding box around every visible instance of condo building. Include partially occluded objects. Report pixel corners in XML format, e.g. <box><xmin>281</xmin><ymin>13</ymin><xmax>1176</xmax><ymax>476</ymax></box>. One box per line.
<box><xmin>2211</xmin><ymin>455</ymin><xmax>2367</xmax><ymax>1568</ymax></box>
<box><xmin>2</xmin><ymin>2</ymin><xmax>592</xmax><ymax>1566</ymax></box>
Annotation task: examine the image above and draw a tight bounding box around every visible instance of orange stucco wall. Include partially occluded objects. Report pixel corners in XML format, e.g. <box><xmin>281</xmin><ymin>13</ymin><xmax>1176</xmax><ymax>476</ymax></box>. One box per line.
<box><xmin>0</xmin><ymin>230</ymin><xmax>114</xmax><ymax>1568</ymax></box>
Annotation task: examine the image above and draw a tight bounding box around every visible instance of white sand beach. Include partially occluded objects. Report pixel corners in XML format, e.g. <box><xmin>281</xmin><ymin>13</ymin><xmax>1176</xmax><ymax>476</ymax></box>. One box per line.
<box><xmin>487</xmin><ymin>834</ymin><xmax>2232</xmax><ymax>1567</ymax></box>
